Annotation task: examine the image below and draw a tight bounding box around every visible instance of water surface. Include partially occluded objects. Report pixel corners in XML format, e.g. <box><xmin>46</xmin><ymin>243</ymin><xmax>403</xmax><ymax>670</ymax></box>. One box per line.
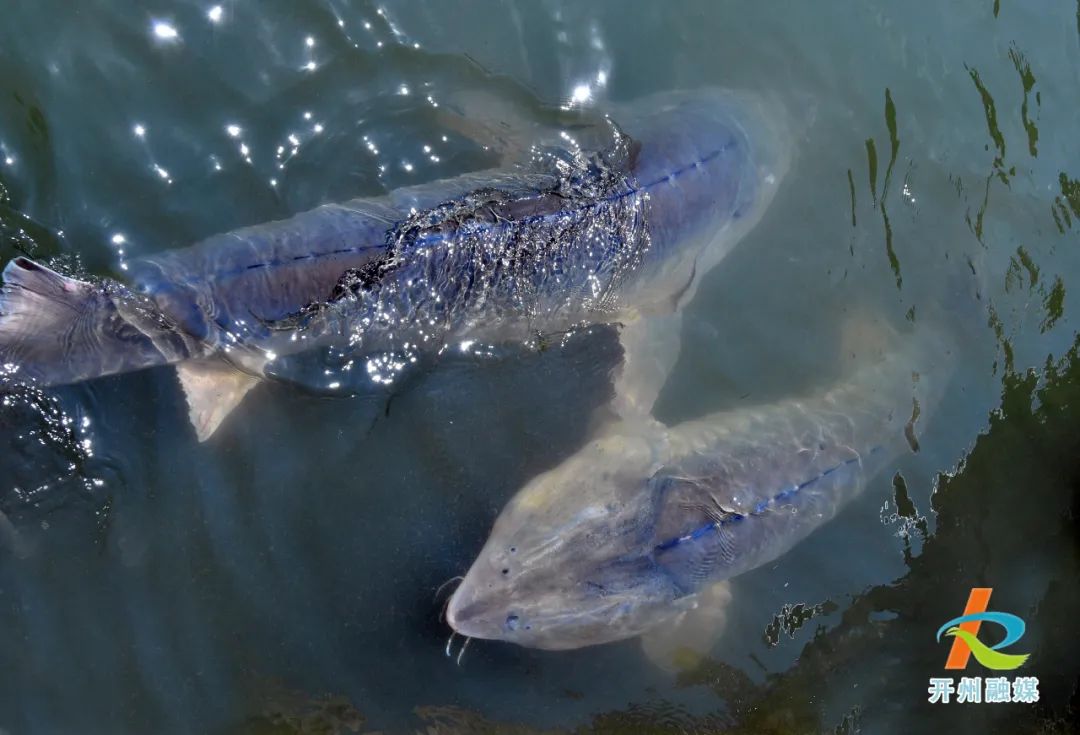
<box><xmin>1</xmin><ymin>1</ymin><xmax>1078</xmax><ymax>733</ymax></box>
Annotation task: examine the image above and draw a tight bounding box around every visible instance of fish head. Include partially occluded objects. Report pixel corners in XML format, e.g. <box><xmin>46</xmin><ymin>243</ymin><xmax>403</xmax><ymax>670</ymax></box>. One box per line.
<box><xmin>447</xmin><ymin>425</ymin><xmax>694</xmax><ymax>650</ymax></box>
<box><xmin>606</xmin><ymin>87</ymin><xmax>796</xmax><ymax>314</ymax></box>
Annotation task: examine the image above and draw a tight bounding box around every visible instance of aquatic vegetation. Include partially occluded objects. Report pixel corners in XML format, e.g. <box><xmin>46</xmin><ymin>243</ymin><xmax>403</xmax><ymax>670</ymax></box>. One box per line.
<box><xmin>763</xmin><ymin>599</ymin><xmax>839</xmax><ymax>648</ymax></box>
<box><xmin>232</xmin><ymin>683</ymin><xmax>366</xmax><ymax>735</ymax></box>
<box><xmin>1053</xmin><ymin>173</ymin><xmax>1080</xmax><ymax>234</ymax></box>
<box><xmin>860</xmin><ymin>89</ymin><xmax>903</xmax><ymax>290</ymax></box>
<box><xmin>1008</xmin><ymin>46</ymin><xmax>1040</xmax><ymax>158</ymax></box>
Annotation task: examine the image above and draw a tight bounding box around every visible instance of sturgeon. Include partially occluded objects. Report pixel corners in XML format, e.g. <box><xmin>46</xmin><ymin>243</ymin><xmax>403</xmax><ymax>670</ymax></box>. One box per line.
<box><xmin>0</xmin><ymin>89</ymin><xmax>791</xmax><ymax>439</ymax></box>
<box><xmin>445</xmin><ymin>317</ymin><xmax>956</xmax><ymax>652</ymax></box>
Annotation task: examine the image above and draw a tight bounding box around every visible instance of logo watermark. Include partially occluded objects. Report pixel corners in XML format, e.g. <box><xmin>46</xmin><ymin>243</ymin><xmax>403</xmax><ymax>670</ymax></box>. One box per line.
<box><xmin>928</xmin><ymin>587</ymin><xmax>1038</xmax><ymax>704</ymax></box>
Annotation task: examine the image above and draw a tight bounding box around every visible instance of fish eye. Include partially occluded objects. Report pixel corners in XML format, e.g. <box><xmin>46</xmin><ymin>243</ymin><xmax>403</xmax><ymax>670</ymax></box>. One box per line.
<box><xmin>505</xmin><ymin>614</ymin><xmax>520</xmax><ymax>631</ymax></box>
<box><xmin>501</xmin><ymin>568</ymin><xmax>509</xmax><ymax>575</ymax></box>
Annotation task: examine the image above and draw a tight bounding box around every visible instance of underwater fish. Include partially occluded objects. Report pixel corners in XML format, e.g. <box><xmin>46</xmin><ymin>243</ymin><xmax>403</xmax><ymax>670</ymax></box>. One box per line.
<box><xmin>0</xmin><ymin>89</ymin><xmax>790</xmax><ymax>440</ymax></box>
<box><xmin>445</xmin><ymin>316</ymin><xmax>956</xmax><ymax>653</ymax></box>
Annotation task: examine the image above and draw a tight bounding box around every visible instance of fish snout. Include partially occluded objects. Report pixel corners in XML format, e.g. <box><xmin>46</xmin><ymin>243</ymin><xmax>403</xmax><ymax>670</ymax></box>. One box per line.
<box><xmin>446</xmin><ymin>580</ymin><xmax>521</xmax><ymax>641</ymax></box>
<box><xmin>444</xmin><ymin>578</ymin><xmax>494</xmax><ymax>634</ymax></box>
<box><xmin>444</xmin><ymin>587</ymin><xmax>474</xmax><ymax>633</ymax></box>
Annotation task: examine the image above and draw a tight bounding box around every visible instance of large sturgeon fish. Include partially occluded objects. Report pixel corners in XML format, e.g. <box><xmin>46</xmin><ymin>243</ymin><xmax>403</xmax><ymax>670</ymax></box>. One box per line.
<box><xmin>0</xmin><ymin>89</ymin><xmax>790</xmax><ymax>439</ymax></box>
<box><xmin>445</xmin><ymin>315</ymin><xmax>957</xmax><ymax>653</ymax></box>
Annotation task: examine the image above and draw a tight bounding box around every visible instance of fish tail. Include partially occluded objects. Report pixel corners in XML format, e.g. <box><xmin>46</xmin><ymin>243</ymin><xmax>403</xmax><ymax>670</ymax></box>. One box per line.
<box><xmin>0</xmin><ymin>257</ymin><xmax>196</xmax><ymax>385</ymax></box>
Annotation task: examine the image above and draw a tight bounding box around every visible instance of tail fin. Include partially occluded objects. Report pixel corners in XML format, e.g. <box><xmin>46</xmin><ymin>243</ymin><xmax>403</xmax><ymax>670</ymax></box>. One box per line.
<box><xmin>0</xmin><ymin>257</ymin><xmax>195</xmax><ymax>386</ymax></box>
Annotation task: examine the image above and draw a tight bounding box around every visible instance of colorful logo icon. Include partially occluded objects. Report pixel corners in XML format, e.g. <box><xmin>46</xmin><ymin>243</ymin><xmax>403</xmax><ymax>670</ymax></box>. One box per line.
<box><xmin>936</xmin><ymin>587</ymin><xmax>1030</xmax><ymax>671</ymax></box>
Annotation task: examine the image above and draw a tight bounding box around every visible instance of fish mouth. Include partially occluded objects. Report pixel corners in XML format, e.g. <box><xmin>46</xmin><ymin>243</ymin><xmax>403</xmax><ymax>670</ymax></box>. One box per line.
<box><xmin>446</xmin><ymin>583</ymin><xmax>646</xmax><ymax>649</ymax></box>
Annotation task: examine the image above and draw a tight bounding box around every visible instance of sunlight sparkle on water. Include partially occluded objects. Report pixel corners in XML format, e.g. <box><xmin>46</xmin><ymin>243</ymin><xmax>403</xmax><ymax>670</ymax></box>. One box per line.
<box><xmin>570</xmin><ymin>84</ymin><xmax>592</xmax><ymax>105</ymax></box>
<box><xmin>207</xmin><ymin>6</ymin><xmax>223</xmax><ymax>23</ymax></box>
<box><xmin>152</xmin><ymin>21</ymin><xmax>180</xmax><ymax>41</ymax></box>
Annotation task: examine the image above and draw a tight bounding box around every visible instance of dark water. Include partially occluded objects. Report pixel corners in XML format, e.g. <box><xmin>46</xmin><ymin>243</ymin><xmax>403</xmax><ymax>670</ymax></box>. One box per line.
<box><xmin>0</xmin><ymin>1</ymin><xmax>1078</xmax><ymax>733</ymax></box>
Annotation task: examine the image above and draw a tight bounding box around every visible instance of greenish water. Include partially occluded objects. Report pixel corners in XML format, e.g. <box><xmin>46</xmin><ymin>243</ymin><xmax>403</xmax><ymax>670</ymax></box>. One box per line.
<box><xmin>0</xmin><ymin>1</ymin><xmax>1078</xmax><ymax>733</ymax></box>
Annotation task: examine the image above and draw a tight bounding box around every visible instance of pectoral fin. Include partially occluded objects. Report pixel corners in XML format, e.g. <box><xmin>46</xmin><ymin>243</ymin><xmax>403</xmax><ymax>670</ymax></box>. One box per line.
<box><xmin>611</xmin><ymin>311</ymin><xmax>684</xmax><ymax>421</ymax></box>
<box><xmin>640</xmin><ymin>581</ymin><xmax>733</xmax><ymax>673</ymax></box>
<box><xmin>175</xmin><ymin>360</ymin><xmax>260</xmax><ymax>442</ymax></box>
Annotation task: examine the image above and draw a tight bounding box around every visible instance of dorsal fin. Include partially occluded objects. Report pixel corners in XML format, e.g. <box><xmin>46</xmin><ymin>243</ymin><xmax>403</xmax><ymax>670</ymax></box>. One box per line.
<box><xmin>175</xmin><ymin>360</ymin><xmax>260</xmax><ymax>441</ymax></box>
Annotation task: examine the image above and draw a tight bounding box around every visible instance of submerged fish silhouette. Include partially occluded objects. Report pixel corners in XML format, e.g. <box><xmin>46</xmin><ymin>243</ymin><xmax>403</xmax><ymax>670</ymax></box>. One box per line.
<box><xmin>0</xmin><ymin>89</ymin><xmax>791</xmax><ymax>439</ymax></box>
<box><xmin>447</xmin><ymin>316</ymin><xmax>957</xmax><ymax>654</ymax></box>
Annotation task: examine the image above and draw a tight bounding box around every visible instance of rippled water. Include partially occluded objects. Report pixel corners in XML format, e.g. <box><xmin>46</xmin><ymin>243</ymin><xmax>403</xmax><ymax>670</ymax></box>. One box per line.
<box><xmin>1</xmin><ymin>1</ymin><xmax>1078</xmax><ymax>733</ymax></box>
